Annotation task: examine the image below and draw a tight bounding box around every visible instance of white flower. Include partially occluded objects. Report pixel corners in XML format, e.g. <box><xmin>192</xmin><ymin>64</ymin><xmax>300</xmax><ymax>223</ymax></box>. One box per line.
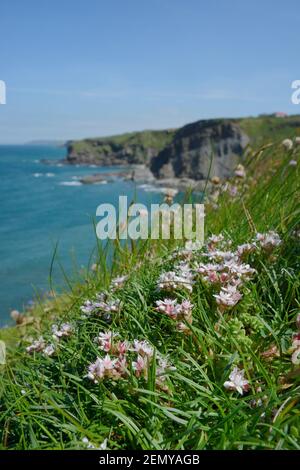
<box><xmin>214</xmin><ymin>285</ymin><xmax>242</xmax><ymax>308</ymax></box>
<box><xmin>26</xmin><ymin>337</ymin><xmax>46</xmax><ymax>354</ymax></box>
<box><xmin>207</xmin><ymin>250</ymin><xmax>238</xmax><ymax>263</ymax></box>
<box><xmin>289</xmin><ymin>159</ymin><xmax>297</xmax><ymax>166</ymax></box>
<box><xmin>99</xmin><ymin>438</ymin><xmax>108</xmax><ymax>450</ymax></box>
<box><xmin>282</xmin><ymin>138</ymin><xmax>293</xmax><ymax>150</ymax></box>
<box><xmin>224</xmin><ymin>367</ymin><xmax>250</xmax><ymax>395</ymax></box>
<box><xmin>80</xmin><ymin>300</ymin><xmax>95</xmax><ymax>315</ymax></box>
<box><xmin>185</xmin><ymin>240</ymin><xmax>203</xmax><ymax>252</ymax></box>
<box><xmin>234</xmin><ymin>164</ymin><xmax>246</xmax><ymax>178</ymax></box>
<box><xmin>133</xmin><ymin>339</ymin><xmax>154</xmax><ymax>357</ymax></box>
<box><xmin>43</xmin><ymin>344</ymin><xmax>56</xmax><ymax>357</ymax></box>
<box><xmin>157</xmin><ymin>270</ymin><xmax>194</xmax><ymax>293</ymax></box>
<box><xmin>255</xmin><ymin>231</ymin><xmax>281</xmax><ymax>251</ymax></box>
<box><xmin>87</xmin><ymin>354</ymin><xmax>117</xmax><ymax>382</ymax></box>
<box><xmin>237</xmin><ymin>243</ymin><xmax>257</xmax><ymax>258</ymax></box>
<box><xmin>110</xmin><ymin>275</ymin><xmax>128</xmax><ymax>290</ymax></box>
<box><xmin>82</xmin><ymin>436</ymin><xmax>107</xmax><ymax>449</ymax></box>
<box><xmin>291</xmin><ymin>333</ymin><xmax>300</xmax><ymax>365</ymax></box>
<box><xmin>224</xmin><ymin>261</ymin><xmax>256</xmax><ymax>279</ymax></box>
<box><xmin>52</xmin><ymin>323</ymin><xmax>73</xmax><ymax>340</ymax></box>
<box><xmin>94</xmin><ymin>299</ymin><xmax>121</xmax><ymax>314</ymax></box>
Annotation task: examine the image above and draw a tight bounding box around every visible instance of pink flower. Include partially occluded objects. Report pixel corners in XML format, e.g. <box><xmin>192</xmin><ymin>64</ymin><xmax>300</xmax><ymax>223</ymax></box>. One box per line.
<box><xmin>116</xmin><ymin>340</ymin><xmax>129</xmax><ymax>355</ymax></box>
<box><xmin>115</xmin><ymin>355</ymin><xmax>128</xmax><ymax>375</ymax></box>
<box><xmin>133</xmin><ymin>340</ymin><xmax>154</xmax><ymax>357</ymax></box>
<box><xmin>155</xmin><ymin>299</ymin><xmax>181</xmax><ymax>319</ymax></box>
<box><xmin>87</xmin><ymin>354</ymin><xmax>118</xmax><ymax>382</ymax></box>
<box><xmin>214</xmin><ymin>285</ymin><xmax>242</xmax><ymax>309</ymax></box>
<box><xmin>95</xmin><ymin>331</ymin><xmax>118</xmax><ymax>352</ymax></box>
<box><xmin>132</xmin><ymin>355</ymin><xmax>148</xmax><ymax>378</ymax></box>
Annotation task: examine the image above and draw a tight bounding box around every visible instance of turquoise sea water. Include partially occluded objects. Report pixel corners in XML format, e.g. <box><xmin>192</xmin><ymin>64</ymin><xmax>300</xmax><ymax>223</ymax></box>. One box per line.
<box><xmin>0</xmin><ymin>145</ymin><xmax>163</xmax><ymax>326</ymax></box>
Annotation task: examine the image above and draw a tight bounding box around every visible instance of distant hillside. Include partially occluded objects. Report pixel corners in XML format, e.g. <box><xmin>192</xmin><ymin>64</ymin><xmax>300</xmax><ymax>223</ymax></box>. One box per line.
<box><xmin>66</xmin><ymin>114</ymin><xmax>300</xmax><ymax>180</ymax></box>
<box><xmin>25</xmin><ymin>140</ymin><xmax>65</xmax><ymax>147</ymax></box>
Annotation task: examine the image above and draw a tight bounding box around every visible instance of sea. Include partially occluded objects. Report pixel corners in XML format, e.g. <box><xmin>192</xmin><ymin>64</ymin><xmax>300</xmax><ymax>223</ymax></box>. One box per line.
<box><xmin>0</xmin><ymin>145</ymin><xmax>164</xmax><ymax>327</ymax></box>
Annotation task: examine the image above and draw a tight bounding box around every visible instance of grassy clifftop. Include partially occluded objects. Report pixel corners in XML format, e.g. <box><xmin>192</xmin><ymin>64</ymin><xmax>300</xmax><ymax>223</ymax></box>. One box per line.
<box><xmin>239</xmin><ymin>114</ymin><xmax>300</xmax><ymax>146</ymax></box>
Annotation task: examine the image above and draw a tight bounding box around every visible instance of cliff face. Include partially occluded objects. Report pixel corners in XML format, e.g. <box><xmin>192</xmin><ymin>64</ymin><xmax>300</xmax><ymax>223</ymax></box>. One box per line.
<box><xmin>150</xmin><ymin>119</ymin><xmax>249</xmax><ymax>180</ymax></box>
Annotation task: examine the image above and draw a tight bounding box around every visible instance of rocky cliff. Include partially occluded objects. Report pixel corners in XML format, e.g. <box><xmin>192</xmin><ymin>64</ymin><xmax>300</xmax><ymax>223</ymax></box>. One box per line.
<box><xmin>150</xmin><ymin>119</ymin><xmax>249</xmax><ymax>180</ymax></box>
<box><xmin>66</xmin><ymin>115</ymin><xmax>300</xmax><ymax>181</ymax></box>
<box><xmin>67</xmin><ymin>129</ymin><xmax>175</xmax><ymax>166</ymax></box>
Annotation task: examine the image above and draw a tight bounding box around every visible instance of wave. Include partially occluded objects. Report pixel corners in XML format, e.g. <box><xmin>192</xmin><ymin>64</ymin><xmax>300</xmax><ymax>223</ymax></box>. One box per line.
<box><xmin>138</xmin><ymin>184</ymin><xmax>165</xmax><ymax>193</ymax></box>
<box><xmin>59</xmin><ymin>181</ymin><xmax>83</xmax><ymax>187</ymax></box>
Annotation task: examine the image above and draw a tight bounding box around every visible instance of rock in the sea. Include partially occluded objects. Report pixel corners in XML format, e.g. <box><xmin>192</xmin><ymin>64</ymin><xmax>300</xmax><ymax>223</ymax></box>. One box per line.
<box><xmin>79</xmin><ymin>174</ymin><xmax>110</xmax><ymax>184</ymax></box>
<box><xmin>150</xmin><ymin>119</ymin><xmax>249</xmax><ymax>180</ymax></box>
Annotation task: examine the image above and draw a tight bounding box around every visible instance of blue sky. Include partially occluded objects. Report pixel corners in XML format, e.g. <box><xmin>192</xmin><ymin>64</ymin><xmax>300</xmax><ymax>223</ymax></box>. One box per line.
<box><xmin>0</xmin><ymin>0</ymin><xmax>299</xmax><ymax>143</ymax></box>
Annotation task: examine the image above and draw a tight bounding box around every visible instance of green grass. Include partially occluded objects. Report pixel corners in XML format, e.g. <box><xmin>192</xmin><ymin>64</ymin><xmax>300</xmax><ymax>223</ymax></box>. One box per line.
<box><xmin>0</xmin><ymin>140</ymin><xmax>299</xmax><ymax>450</ymax></box>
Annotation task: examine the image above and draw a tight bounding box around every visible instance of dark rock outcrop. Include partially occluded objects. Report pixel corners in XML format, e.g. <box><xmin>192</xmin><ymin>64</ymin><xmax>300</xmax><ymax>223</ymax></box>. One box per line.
<box><xmin>66</xmin><ymin>130</ymin><xmax>175</xmax><ymax>166</ymax></box>
<box><xmin>150</xmin><ymin>119</ymin><xmax>249</xmax><ymax>180</ymax></box>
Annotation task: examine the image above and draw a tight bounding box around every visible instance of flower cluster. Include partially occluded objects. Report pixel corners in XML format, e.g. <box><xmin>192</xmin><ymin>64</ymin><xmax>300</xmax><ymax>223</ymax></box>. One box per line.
<box><xmin>255</xmin><ymin>231</ymin><xmax>282</xmax><ymax>252</ymax></box>
<box><xmin>172</xmin><ymin>240</ymin><xmax>203</xmax><ymax>260</ymax></box>
<box><xmin>193</xmin><ymin>235</ymin><xmax>258</xmax><ymax>310</ymax></box>
<box><xmin>80</xmin><ymin>293</ymin><xmax>121</xmax><ymax>317</ymax></box>
<box><xmin>87</xmin><ymin>333</ymin><xmax>174</xmax><ymax>389</ymax></box>
<box><xmin>157</xmin><ymin>263</ymin><xmax>194</xmax><ymax>293</ymax></box>
<box><xmin>222</xmin><ymin>182</ymin><xmax>239</xmax><ymax>198</ymax></box>
<box><xmin>87</xmin><ymin>354</ymin><xmax>126</xmax><ymax>382</ymax></box>
<box><xmin>26</xmin><ymin>322</ymin><xmax>74</xmax><ymax>357</ymax></box>
<box><xmin>155</xmin><ymin>298</ymin><xmax>193</xmax><ymax>333</ymax></box>
<box><xmin>26</xmin><ymin>336</ymin><xmax>55</xmax><ymax>357</ymax></box>
<box><xmin>214</xmin><ymin>285</ymin><xmax>243</xmax><ymax>310</ymax></box>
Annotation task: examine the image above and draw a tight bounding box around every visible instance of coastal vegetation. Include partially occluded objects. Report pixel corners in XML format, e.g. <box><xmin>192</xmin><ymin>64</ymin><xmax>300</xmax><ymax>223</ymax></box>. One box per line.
<box><xmin>0</xmin><ymin>134</ymin><xmax>299</xmax><ymax>450</ymax></box>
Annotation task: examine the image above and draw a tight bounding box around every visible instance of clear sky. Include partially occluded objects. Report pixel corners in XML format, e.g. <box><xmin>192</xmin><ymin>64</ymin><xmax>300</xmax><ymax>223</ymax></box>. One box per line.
<box><xmin>0</xmin><ymin>0</ymin><xmax>299</xmax><ymax>143</ymax></box>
